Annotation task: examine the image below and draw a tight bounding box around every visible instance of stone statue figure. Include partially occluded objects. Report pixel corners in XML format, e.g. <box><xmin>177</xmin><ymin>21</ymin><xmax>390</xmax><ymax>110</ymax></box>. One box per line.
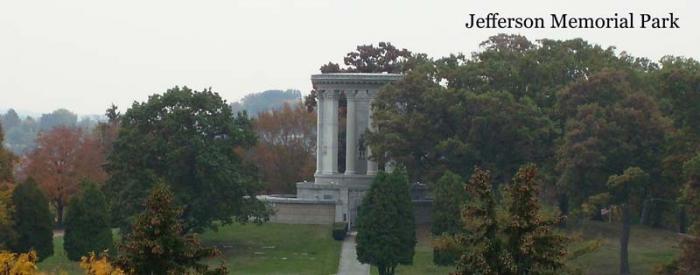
<box><xmin>358</xmin><ymin>133</ymin><xmax>366</xmax><ymax>159</ymax></box>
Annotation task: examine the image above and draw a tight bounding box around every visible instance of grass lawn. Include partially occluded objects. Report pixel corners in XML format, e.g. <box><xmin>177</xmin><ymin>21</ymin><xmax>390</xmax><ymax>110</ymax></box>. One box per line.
<box><xmin>368</xmin><ymin>221</ymin><xmax>680</xmax><ymax>275</ymax></box>
<box><xmin>200</xmin><ymin>223</ymin><xmax>341</xmax><ymax>275</ymax></box>
<box><xmin>38</xmin><ymin>223</ymin><xmax>341</xmax><ymax>275</ymax></box>
<box><xmin>568</xmin><ymin>221</ymin><xmax>681</xmax><ymax>275</ymax></box>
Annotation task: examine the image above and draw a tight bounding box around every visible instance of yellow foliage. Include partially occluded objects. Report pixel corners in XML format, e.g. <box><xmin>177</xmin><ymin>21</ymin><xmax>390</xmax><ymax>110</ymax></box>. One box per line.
<box><xmin>79</xmin><ymin>252</ymin><xmax>125</xmax><ymax>275</ymax></box>
<box><xmin>0</xmin><ymin>250</ymin><xmax>39</xmax><ymax>275</ymax></box>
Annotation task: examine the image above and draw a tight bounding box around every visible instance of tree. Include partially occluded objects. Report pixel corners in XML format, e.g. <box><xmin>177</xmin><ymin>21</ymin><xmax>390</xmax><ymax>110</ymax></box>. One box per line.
<box><xmin>0</xmin><ymin>123</ymin><xmax>15</xmax><ymax>183</ymax></box>
<box><xmin>675</xmin><ymin>154</ymin><xmax>700</xmax><ymax>273</ymax></box>
<box><xmin>116</xmin><ymin>183</ymin><xmax>226</xmax><ymax>274</ymax></box>
<box><xmin>105</xmin><ymin>86</ymin><xmax>268</xmax><ymax>233</ymax></box>
<box><xmin>23</xmin><ymin>126</ymin><xmax>107</xmax><ymax>226</ymax></box>
<box><xmin>503</xmin><ymin>164</ymin><xmax>567</xmax><ymax>274</ymax></box>
<box><xmin>450</xmin><ymin>166</ymin><xmax>567</xmax><ymax>275</ymax></box>
<box><xmin>38</xmin><ymin>108</ymin><xmax>77</xmax><ymax>131</ymax></box>
<box><xmin>249</xmin><ymin>103</ymin><xmax>316</xmax><ymax>193</ymax></box>
<box><xmin>10</xmin><ymin>179</ymin><xmax>53</xmax><ymax>261</ymax></box>
<box><xmin>368</xmin><ymin>68</ymin><xmax>554</xmax><ymax>183</ymax></box>
<box><xmin>231</xmin><ymin>89</ymin><xmax>303</xmax><ymax>117</ymax></box>
<box><xmin>556</xmin><ymin>70</ymin><xmax>671</xmax><ymax>221</ymax></box>
<box><xmin>452</xmin><ymin>167</ymin><xmax>506</xmax><ymax>274</ymax></box>
<box><xmin>356</xmin><ymin>168</ymin><xmax>416</xmax><ymax>275</ymax></box>
<box><xmin>1</xmin><ymin>109</ymin><xmax>21</xmax><ymax>130</ymax></box>
<box><xmin>64</xmin><ymin>181</ymin><xmax>113</xmax><ymax>261</ymax></box>
<box><xmin>0</xmin><ymin>184</ymin><xmax>16</xmax><ymax>249</ymax></box>
<box><xmin>431</xmin><ymin>171</ymin><xmax>466</xmax><ymax>265</ymax></box>
<box><xmin>606</xmin><ymin>167</ymin><xmax>650</xmax><ymax>275</ymax></box>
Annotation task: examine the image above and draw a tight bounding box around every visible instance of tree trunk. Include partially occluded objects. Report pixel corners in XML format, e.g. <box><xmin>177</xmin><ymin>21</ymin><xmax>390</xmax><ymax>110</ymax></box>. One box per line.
<box><xmin>620</xmin><ymin>205</ymin><xmax>631</xmax><ymax>275</ymax></box>
<box><xmin>639</xmin><ymin>198</ymin><xmax>650</xmax><ymax>226</ymax></box>
<box><xmin>558</xmin><ymin>193</ymin><xmax>569</xmax><ymax>228</ymax></box>
<box><xmin>56</xmin><ymin>203</ymin><xmax>64</xmax><ymax>227</ymax></box>
<box><xmin>679</xmin><ymin>206</ymin><xmax>688</xmax><ymax>233</ymax></box>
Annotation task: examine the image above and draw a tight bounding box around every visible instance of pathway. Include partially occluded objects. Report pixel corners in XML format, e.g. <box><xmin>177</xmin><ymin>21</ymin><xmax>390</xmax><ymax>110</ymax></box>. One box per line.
<box><xmin>337</xmin><ymin>232</ymin><xmax>370</xmax><ymax>275</ymax></box>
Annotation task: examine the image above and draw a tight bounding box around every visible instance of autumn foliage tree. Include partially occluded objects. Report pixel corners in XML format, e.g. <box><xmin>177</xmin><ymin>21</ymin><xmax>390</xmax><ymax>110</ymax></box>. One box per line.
<box><xmin>675</xmin><ymin>154</ymin><xmax>700</xmax><ymax>274</ymax></box>
<box><xmin>116</xmin><ymin>183</ymin><xmax>226</xmax><ymax>274</ymax></box>
<box><xmin>23</xmin><ymin>127</ymin><xmax>107</xmax><ymax>226</ymax></box>
<box><xmin>250</xmin><ymin>103</ymin><xmax>315</xmax><ymax>193</ymax></box>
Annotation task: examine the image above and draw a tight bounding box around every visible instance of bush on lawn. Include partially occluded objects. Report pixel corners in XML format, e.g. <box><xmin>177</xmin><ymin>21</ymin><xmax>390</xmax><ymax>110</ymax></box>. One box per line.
<box><xmin>332</xmin><ymin>222</ymin><xmax>348</xmax><ymax>240</ymax></box>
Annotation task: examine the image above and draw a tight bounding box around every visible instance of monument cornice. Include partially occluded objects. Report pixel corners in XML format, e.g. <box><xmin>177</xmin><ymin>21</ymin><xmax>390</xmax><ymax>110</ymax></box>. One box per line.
<box><xmin>311</xmin><ymin>73</ymin><xmax>403</xmax><ymax>87</ymax></box>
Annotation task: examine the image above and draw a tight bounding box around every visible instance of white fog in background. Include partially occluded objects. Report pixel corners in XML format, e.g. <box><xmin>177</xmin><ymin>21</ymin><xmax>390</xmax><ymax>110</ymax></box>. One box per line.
<box><xmin>0</xmin><ymin>0</ymin><xmax>698</xmax><ymax>114</ymax></box>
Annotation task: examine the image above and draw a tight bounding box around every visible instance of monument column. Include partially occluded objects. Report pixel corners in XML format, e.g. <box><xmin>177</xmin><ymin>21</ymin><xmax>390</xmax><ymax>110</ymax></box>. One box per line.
<box><xmin>315</xmin><ymin>91</ymin><xmax>325</xmax><ymax>175</ymax></box>
<box><xmin>366</xmin><ymin>93</ymin><xmax>378</xmax><ymax>175</ymax></box>
<box><xmin>345</xmin><ymin>91</ymin><xmax>357</xmax><ymax>175</ymax></box>
<box><xmin>326</xmin><ymin>91</ymin><xmax>339</xmax><ymax>174</ymax></box>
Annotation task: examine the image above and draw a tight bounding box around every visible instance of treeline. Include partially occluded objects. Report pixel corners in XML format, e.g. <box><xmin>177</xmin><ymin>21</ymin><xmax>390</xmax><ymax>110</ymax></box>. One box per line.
<box><xmin>1</xmin><ymin>108</ymin><xmax>101</xmax><ymax>155</ymax></box>
<box><xmin>311</xmin><ymin>37</ymin><xmax>700</xmax><ymax>274</ymax></box>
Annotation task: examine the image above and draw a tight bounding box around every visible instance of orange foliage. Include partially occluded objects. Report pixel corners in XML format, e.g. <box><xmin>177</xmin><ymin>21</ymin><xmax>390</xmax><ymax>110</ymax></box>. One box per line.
<box><xmin>250</xmin><ymin>103</ymin><xmax>316</xmax><ymax>194</ymax></box>
<box><xmin>22</xmin><ymin>127</ymin><xmax>107</xmax><ymax>224</ymax></box>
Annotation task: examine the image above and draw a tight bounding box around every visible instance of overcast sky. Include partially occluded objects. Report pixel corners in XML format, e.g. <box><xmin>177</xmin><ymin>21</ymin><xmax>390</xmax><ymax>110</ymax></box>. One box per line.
<box><xmin>1</xmin><ymin>0</ymin><xmax>698</xmax><ymax>115</ymax></box>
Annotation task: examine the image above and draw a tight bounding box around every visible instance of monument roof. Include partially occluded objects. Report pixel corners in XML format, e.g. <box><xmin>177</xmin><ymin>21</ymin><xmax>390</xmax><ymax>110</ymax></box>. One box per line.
<box><xmin>311</xmin><ymin>73</ymin><xmax>403</xmax><ymax>86</ymax></box>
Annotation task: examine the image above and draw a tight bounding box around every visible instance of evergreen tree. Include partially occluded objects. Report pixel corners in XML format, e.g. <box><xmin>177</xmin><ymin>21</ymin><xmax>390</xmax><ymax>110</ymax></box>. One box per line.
<box><xmin>431</xmin><ymin>171</ymin><xmax>466</xmax><ymax>265</ymax></box>
<box><xmin>453</xmin><ymin>167</ymin><xmax>507</xmax><ymax>275</ymax></box>
<box><xmin>356</xmin><ymin>168</ymin><xmax>416</xmax><ymax>275</ymax></box>
<box><xmin>64</xmin><ymin>181</ymin><xmax>113</xmax><ymax>261</ymax></box>
<box><xmin>503</xmin><ymin>164</ymin><xmax>567</xmax><ymax>274</ymax></box>
<box><xmin>452</xmin><ymin>166</ymin><xmax>567</xmax><ymax>275</ymax></box>
<box><xmin>676</xmin><ymin>154</ymin><xmax>700</xmax><ymax>274</ymax></box>
<box><xmin>116</xmin><ymin>183</ymin><xmax>226</xmax><ymax>274</ymax></box>
<box><xmin>10</xmin><ymin>179</ymin><xmax>53</xmax><ymax>260</ymax></box>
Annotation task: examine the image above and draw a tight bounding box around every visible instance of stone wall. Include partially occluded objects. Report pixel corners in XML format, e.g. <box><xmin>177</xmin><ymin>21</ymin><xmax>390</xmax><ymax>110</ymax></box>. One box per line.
<box><xmin>261</xmin><ymin>196</ymin><xmax>336</xmax><ymax>225</ymax></box>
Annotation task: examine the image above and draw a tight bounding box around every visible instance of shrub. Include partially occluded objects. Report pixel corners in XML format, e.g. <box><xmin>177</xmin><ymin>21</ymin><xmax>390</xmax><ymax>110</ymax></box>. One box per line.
<box><xmin>332</xmin><ymin>222</ymin><xmax>348</xmax><ymax>241</ymax></box>
<box><xmin>64</xmin><ymin>181</ymin><xmax>113</xmax><ymax>261</ymax></box>
<box><xmin>10</xmin><ymin>179</ymin><xmax>53</xmax><ymax>261</ymax></box>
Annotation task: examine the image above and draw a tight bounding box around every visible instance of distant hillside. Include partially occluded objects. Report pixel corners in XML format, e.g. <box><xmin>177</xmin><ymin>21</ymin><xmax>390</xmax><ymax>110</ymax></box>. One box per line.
<box><xmin>230</xmin><ymin>89</ymin><xmax>302</xmax><ymax>117</ymax></box>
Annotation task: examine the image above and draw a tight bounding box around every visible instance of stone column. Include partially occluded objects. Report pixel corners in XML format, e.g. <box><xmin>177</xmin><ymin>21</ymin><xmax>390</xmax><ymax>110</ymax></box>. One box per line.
<box><xmin>366</xmin><ymin>94</ymin><xmax>378</xmax><ymax>175</ymax></box>
<box><xmin>315</xmin><ymin>91</ymin><xmax>325</xmax><ymax>175</ymax></box>
<box><xmin>326</xmin><ymin>91</ymin><xmax>339</xmax><ymax>174</ymax></box>
<box><xmin>344</xmin><ymin>91</ymin><xmax>357</xmax><ymax>175</ymax></box>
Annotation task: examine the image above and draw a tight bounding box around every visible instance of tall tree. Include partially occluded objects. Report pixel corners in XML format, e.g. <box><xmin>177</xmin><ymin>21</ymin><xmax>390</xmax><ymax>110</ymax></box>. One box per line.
<box><xmin>431</xmin><ymin>171</ymin><xmax>466</xmax><ymax>266</ymax></box>
<box><xmin>10</xmin><ymin>179</ymin><xmax>54</xmax><ymax>261</ymax></box>
<box><xmin>64</xmin><ymin>181</ymin><xmax>113</xmax><ymax>261</ymax></box>
<box><xmin>39</xmin><ymin>108</ymin><xmax>78</xmax><ymax>131</ymax></box>
<box><xmin>23</xmin><ymin>127</ymin><xmax>107</xmax><ymax>226</ymax></box>
<box><xmin>606</xmin><ymin>167</ymin><xmax>650</xmax><ymax>275</ymax></box>
<box><xmin>556</xmin><ymin>70</ymin><xmax>671</xmax><ymax>220</ymax></box>
<box><xmin>675</xmin><ymin>154</ymin><xmax>700</xmax><ymax>273</ymax></box>
<box><xmin>503</xmin><ymin>164</ymin><xmax>567</xmax><ymax>274</ymax></box>
<box><xmin>0</xmin><ymin>184</ymin><xmax>16</xmax><ymax>249</ymax></box>
<box><xmin>105</xmin><ymin>86</ymin><xmax>268</xmax><ymax>233</ymax></box>
<box><xmin>116</xmin><ymin>183</ymin><xmax>226</xmax><ymax>274</ymax></box>
<box><xmin>0</xmin><ymin>123</ymin><xmax>15</xmax><ymax>183</ymax></box>
<box><xmin>356</xmin><ymin>168</ymin><xmax>416</xmax><ymax>275</ymax></box>
<box><xmin>249</xmin><ymin>103</ymin><xmax>316</xmax><ymax>193</ymax></box>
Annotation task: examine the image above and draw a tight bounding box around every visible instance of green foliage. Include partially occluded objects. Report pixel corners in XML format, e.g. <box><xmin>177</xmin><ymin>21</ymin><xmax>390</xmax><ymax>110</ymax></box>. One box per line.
<box><xmin>0</xmin><ymin>184</ymin><xmax>17</xmax><ymax>249</ymax></box>
<box><xmin>332</xmin><ymin>222</ymin><xmax>348</xmax><ymax>241</ymax></box>
<box><xmin>0</xmin><ymin>123</ymin><xmax>15</xmax><ymax>183</ymax></box>
<box><xmin>116</xmin><ymin>183</ymin><xmax>226</xmax><ymax>274</ymax></box>
<box><xmin>452</xmin><ymin>167</ymin><xmax>506</xmax><ymax>274</ymax></box>
<box><xmin>431</xmin><ymin>171</ymin><xmax>466</xmax><ymax>266</ymax></box>
<box><xmin>369</xmin><ymin>68</ymin><xmax>554</xmax><ymax>183</ymax></box>
<box><xmin>503</xmin><ymin>164</ymin><xmax>567</xmax><ymax>274</ymax></box>
<box><xmin>105</xmin><ymin>86</ymin><xmax>269</xmax><ymax>233</ymax></box>
<box><xmin>230</xmin><ymin>89</ymin><xmax>302</xmax><ymax>117</ymax></box>
<box><xmin>674</xmin><ymin>154</ymin><xmax>700</xmax><ymax>274</ymax></box>
<box><xmin>10</xmin><ymin>179</ymin><xmax>53</xmax><ymax>261</ymax></box>
<box><xmin>451</xmin><ymin>165</ymin><xmax>567</xmax><ymax>275</ymax></box>
<box><xmin>63</xmin><ymin>181</ymin><xmax>113</xmax><ymax>261</ymax></box>
<box><xmin>356</xmin><ymin>168</ymin><xmax>416</xmax><ymax>275</ymax></box>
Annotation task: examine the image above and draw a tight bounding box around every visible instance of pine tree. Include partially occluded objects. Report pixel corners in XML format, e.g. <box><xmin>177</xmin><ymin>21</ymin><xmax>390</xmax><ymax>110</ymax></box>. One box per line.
<box><xmin>356</xmin><ymin>168</ymin><xmax>416</xmax><ymax>275</ymax></box>
<box><xmin>431</xmin><ymin>171</ymin><xmax>466</xmax><ymax>265</ymax></box>
<box><xmin>503</xmin><ymin>164</ymin><xmax>567</xmax><ymax>274</ymax></box>
<box><xmin>115</xmin><ymin>183</ymin><xmax>226</xmax><ymax>274</ymax></box>
<box><xmin>64</xmin><ymin>181</ymin><xmax>113</xmax><ymax>261</ymax></box>
<box><xmin>453</xmin><ymin>167</ymin><xmax>507</xmax><ymax>275</ymax></box>
<box><xmin>10</xmin><ymin>178</ymin><xmax>54</xmax><ymax>260</ymax></box>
